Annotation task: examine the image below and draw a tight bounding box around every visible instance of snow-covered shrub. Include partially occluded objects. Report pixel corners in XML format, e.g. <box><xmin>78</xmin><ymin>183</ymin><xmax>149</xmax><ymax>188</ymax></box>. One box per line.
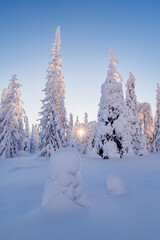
<box><xmin>106</xmin><ymin>175</ymin><xmax>127</xmax><ymax>197</ymax></box>
<box><xmin>42</xmin><ymin>148</ymin><xmax>87</xmax><ymax>208</ymax></box>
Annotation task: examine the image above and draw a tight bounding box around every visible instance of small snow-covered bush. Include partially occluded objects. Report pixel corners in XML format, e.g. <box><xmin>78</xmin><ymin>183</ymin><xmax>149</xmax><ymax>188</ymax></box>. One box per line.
<box><xmin>106</xmin><ymin>175</ymin><xmax>128</xmax><ymax>197</ymax></box>
<box><xmin>42</xmin><ymin>148</ymin><xmax>87</xmax><ymax>208</ymax></box>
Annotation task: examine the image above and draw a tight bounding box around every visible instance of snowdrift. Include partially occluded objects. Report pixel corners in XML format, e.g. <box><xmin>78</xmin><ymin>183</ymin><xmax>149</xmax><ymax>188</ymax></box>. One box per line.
<box><xmin>42</xmin><ymin>148</ymin><xmax>87</xmax><ymax>209</ymax></box>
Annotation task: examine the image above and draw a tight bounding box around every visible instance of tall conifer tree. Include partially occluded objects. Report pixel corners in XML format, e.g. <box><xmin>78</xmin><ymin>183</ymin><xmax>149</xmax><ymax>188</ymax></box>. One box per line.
<box><xmin>0</xmin><ymin>75</ymin><xmax>25</xmax><ymax>158</ymax></box>
<box><xmin>38</xmin><ymin>26</ymin><xmax>68</xmax><ymax>157</ymax></box>
<box><xmin>23</xmin><ymin>115</ymin><xmax>30</xmax><ymax>152</ymax></box>
<box><xmin>125</xmin><ymin>72</ymin><xmax>146</xmax><ymax>155</ymax></box>
<box><xmin>138</xmin><ymin>102</ymin><xmax>153</xmax><ymax>149</ymax></box>
<box><xmin>95</xmin><ymin>49</ymin><xmax>131</xmax><ymax>159</ymax></box>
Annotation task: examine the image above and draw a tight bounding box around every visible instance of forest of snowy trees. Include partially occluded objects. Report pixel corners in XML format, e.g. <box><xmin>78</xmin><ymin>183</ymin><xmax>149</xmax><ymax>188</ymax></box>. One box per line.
<box><xmin>0</xmin><ymin>26</ymin><xmax>160</xmax><ymax>159</ymax></box>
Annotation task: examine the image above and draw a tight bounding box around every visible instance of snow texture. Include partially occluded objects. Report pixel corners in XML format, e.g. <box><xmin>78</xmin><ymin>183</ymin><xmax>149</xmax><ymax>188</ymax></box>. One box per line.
<box><xmin>42</xmin><ymin>148</ymin><xmax>87</xmax><ymax>208</ymax></box>
<box><xmin>1</xmin><ymin>152</ymin><xmax>160</xmax><ymax>240</ymax></box>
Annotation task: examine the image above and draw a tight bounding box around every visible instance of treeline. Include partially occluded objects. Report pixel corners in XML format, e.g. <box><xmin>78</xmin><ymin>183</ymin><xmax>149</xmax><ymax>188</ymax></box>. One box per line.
<box><xmin>0</xmin><ymin>26</ymin><xmax>160</xmax><ymax>159</ymax></box>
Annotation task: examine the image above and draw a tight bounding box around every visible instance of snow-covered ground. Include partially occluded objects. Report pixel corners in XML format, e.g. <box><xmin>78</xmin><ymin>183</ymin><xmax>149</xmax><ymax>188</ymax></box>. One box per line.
<box><xmin>1</xmin><ymin>151</ymin><xmax>160</xmax><ymax>240</ymax></box>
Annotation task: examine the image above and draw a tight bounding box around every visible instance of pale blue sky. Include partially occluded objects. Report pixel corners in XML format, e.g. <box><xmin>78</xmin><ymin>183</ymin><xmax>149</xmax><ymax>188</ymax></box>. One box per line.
<box><xmin>0</xmin><ymin>0</ymin><xmax>160</xmax><ymax>125</ymax></box>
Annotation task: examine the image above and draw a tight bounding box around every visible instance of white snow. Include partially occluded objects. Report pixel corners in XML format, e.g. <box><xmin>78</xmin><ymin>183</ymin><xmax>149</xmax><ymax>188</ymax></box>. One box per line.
<box><xmin>1</xmin><ymin>152</ymin><xmax>160</xmax><ymax>240</ymax></box>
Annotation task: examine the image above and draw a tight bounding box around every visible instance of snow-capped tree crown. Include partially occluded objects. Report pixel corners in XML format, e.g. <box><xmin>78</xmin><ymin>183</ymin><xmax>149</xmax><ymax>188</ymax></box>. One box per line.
<box><xmin>106</xmin><ymin>48</ymin><xmax>122</xmax><ymax>84</ymax></box>
<box><xmin>5</xmin><ymin>74</ymin><xmax>25</xmax><ymax>124</ymax></box>
<box><xmin>98</xmin><ymin>49</ymin><xmax>125</xmax><ymax>123</ymax></box>
<box><xmin>84</xmin><ymin>112</ymin><xmax>88</xmax><ymax>125</ymax></box>
<box><xmin>46</xmin><ymin>26</ymin><xmax>66</xmax><ymax>121</ymax></box>
<box><xmin>75</xmin><ymin>116</ymin><xmax>80</xmax><ymax>127</ymax></box>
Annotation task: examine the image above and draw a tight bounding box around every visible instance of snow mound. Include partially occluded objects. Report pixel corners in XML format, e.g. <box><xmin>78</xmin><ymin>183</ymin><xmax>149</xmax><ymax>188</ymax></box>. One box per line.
<box><xmin>106</xmin><ymin>175</ymin><xmax>128</xmax><ymax>196</ymax></box>
<box><xmin>42</xmin><ymin>148</ymin><xmax>87</xmax><ymax>208</ymax></box>
<box><xmin>16</xmin><ymin>150</ymin><xmax>31</xmax><ymax>157</ymax></box>
<box><xmin>87</xmin><ymin>148</ymin><xmax>101</xmax><ymax>159</ymax></box>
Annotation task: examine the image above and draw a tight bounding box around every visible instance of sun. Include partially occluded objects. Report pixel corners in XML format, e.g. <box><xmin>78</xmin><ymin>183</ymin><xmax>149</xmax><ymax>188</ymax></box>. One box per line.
<box><xmin>73</xmin><ymin>123</ymin><xmax>91</xmax><ymax>143</ymax></box>
<box><xmin>77</xmin><ymin>129</ymin><xmax>84</xmax><ymax>137</ymax></box>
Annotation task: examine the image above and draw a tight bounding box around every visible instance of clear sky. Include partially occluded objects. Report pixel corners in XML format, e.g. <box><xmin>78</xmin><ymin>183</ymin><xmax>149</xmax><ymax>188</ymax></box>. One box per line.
<box><xmin>0</xmin><ymin>0</ymin><xmax>160</xmax><ymax>125</ymax></box>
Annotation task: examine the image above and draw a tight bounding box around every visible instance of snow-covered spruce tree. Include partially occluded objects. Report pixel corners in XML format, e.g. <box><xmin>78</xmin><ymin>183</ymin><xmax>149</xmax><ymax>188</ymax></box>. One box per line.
<box><xmin>30</xmin><ymin>125</ymin><xmax>34</xmax><ymax>152</ymax></box>
<box><xmin>95</xmin><ymin>49</ymin><xmax>132</xmax><ymax>159</ymax></box>
<box><xmin>125</xmin><ymin>72</ymin><xmax>147</xmax><ymax>155</ymax></box>
<box><xmin>152</xmin><ymin>83</ymin><xmax>160</xmax><ymax>151</ymax></box>
<box><xmin>75</xmin><ymin>116</ymin><xmax>80</xmax><ymax>128</ymax></box>
<box><xmin>23</xmin><ymin>115</ymin><xmax>30</xmax><ymax>152</ymax></box>
<box><xmin>72</xmin><ymin>114</ymin><xmax>91</xmax><ymax>154</ymax></box>
<box><xmin>84</xmin><ymin>112</ymin><xmax>88</xmax><ymax>125</ymax></box>
<box><xmin>66</xmin><ymin>113</ymin><xmax>74</xmax><ymax>147</ymax></box>
<box><xmin>72</xmin><ymin>116</ymin><xmax>81</xmax><ymax>152</ymax></box>
<box><xmin>38</xmin><ymin>26</ymin><xmax>68</xmax><ymax>157</ymax></box>
<box><xmin>78</xmin><ymin>113</ymin><xmax>90</xmax><ymax>154</ymax></box>
<box><xmin>72</xmin><ymin>116</ymin><xmax>82</xmax><ymax>152</ymax></box>
<box><xmin>87</xmin><ymin>121</ymin><xmax>97</xmax><ymax>152</ymax></box>
<box><xmin>69</xmin><ymin>113</ymin><xmax>74</xmax><ymax>129</ymax></box>
<box><xmin>0</xmin><ymin>75</ymin><xmax>25</xmax><ymax>158</ymax></box>
<box><xmin>0</xmin><ymin>88</ymin><xmax>8</xmax><ymax>133</ymax></box>
<box><xmin>30</xmin><ymin>124</ymin><xmax>39</xmax><ymax>152</ymax></box>
<box><xmin>138</xmin><ymin>102</ymin><xmax>153</xmax><ymax>149</ymax></box>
